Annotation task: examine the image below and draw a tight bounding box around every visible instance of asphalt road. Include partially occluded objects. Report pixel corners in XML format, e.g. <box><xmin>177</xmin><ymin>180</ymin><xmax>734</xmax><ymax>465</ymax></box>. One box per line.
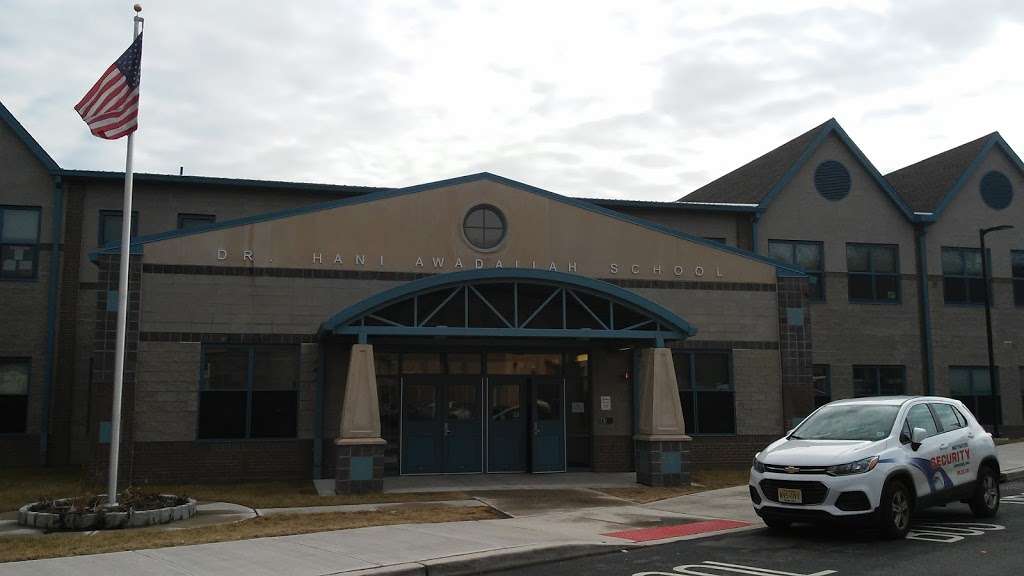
<box><xmin>496</xmin><ymin>479</ymin><xmax>1024</xmax><ymax>576</ymax></box>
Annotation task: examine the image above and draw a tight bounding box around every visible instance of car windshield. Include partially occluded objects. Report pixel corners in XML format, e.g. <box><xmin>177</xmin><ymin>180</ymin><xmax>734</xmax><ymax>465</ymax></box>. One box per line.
<box><xmin>790</xmin><ymin>404</ymin><xmax>900</xmax><ymax>441</ymax></box>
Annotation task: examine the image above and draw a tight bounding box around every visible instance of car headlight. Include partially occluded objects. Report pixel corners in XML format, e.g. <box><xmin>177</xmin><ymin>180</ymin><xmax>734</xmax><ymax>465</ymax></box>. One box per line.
<box><xmin>826</xmin><ymin>456</ymin><xmax>879</xmax><ymax>476</ymax></box>
<box><xmin>752</xmin><ymin>453</ymin><xmax>765</xmax><ymax>473</ymax></box>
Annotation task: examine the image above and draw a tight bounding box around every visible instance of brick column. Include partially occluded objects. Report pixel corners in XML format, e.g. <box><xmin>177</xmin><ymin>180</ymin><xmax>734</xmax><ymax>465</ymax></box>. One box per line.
<box><xmin>335</xmin><ymin>343</ymin><xmax>386</xmax><ymax>493</ymax></box>
<box><xmin>90</xmin><ymin>253</ymin><xmax>142</xmax><ymax>484</ymax></box>
<box><xmin>777</xmin><ymin>276</ymin><xmax>814</xmax><ymax>429</ymax></box>
<box><xmin>634</xmin><ymin>347</ymin><xmax>691</xmax><ymax>486</ymax></box>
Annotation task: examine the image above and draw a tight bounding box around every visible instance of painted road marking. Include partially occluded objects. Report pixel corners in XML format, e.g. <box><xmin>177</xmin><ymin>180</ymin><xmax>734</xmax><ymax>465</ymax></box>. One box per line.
<box><xmin>907</xmin><ymin>522</ymin><xmax>1004</xmax><ymax>543</ymax></box>
<box><xmin>605</xmin><ymin>519</ymin><xmax>751</xmax><ymax>542</ymax></box>
<box><xmin>634</xmin><ymin>560</ymin><xmax>836</xmax><ymax>576</ymax></box>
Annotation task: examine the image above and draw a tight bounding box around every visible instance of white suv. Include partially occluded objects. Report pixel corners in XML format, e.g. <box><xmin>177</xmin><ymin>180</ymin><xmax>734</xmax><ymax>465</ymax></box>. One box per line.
<box><xmin>749</xmin><ymin>396</ymin><xmax>1000</xmax><ymax>538</ymax></box>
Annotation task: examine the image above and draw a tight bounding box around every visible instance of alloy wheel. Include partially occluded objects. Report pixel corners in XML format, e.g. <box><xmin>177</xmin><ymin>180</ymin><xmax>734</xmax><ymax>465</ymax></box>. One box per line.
<box><xmin>892</xmin><ymin>489</ymin><xmax>910</xmax><ymax>530</ymax></box>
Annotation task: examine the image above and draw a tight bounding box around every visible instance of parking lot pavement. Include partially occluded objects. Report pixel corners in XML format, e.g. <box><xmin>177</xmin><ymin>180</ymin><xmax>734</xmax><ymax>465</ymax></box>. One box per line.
<box><xmin>494</xmin><ymin>479</ymin><xmax>1024</xmax><ymax>576</ymax></box>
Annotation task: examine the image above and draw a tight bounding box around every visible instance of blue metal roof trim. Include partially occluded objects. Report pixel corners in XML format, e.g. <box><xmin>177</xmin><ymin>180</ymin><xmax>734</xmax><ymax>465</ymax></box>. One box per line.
<box><xmin>755</xmin><ymin>119</ymin><xmax>917</xmax><ymax>222</ymax></box>
<box><xmin>91</xmin><ymin>171</ymin><xmax>806</xmax><ymax>277</ymax></box>
<box><xmin>318</xmin><ymin>268</ymin><xmax>699</xmax><ymax>338</ymax></box>
<box><xmin>62</xmin><ymin>169</ymin><xmax>385</xmax><ymax>195</ymax></box>
<box><xmin>930</xmin><ymin>134</ymin><xmax>1024</xmax><ymax>219</ymax></box>
<box><xmin>0</xmin><ymin>100</ymin><xmax>61</xmax><ymax>174</ymax></box>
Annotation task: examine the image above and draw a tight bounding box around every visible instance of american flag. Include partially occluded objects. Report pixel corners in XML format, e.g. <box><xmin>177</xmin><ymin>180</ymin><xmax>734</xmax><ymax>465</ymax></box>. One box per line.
<box><xmin>75</xmin><ymin>33</ymin><xmax>143</xmax><ymax>140</ymax></box>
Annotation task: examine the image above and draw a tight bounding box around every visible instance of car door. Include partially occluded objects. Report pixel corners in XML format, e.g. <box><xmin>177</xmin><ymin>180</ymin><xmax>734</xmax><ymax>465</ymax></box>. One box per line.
<box><xmin>901</xmin><ymin>403</ymin><xmax>948</xmax><ymax>499</ymax></box>
<box><xmin>929</xmin><ymin>402</ymin><xmax>974</xmax><ymax>489</ymax></box>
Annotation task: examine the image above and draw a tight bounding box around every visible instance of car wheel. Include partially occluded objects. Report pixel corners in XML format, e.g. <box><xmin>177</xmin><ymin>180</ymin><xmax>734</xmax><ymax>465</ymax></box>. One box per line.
<box><xmin>762</xmin><ymin>516</ymin><xmax>791</xmax><ymax>530</ymax></box>
<box><xmin>879</xmin><ymin>479</ymin><xmax>913</xmax><ymax>539</ymax></box>
<box><xmin>969</xmin><ymin>465</ymin><xmax>1000</xmax><ymax>518</ymax></box>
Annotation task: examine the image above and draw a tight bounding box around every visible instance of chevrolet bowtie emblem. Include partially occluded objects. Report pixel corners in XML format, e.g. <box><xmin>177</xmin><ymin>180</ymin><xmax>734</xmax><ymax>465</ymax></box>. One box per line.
<box><xmin>784</xmin><ymin>466</ymin><xmax>799</xmax><ymax>474</ymax></box>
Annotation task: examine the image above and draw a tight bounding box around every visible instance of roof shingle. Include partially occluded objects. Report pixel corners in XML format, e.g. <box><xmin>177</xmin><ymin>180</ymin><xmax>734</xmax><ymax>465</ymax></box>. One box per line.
<box><xmin>883</xmin><ymin>133</ymin><xmax>995</xmax><ymax>214</ymax></box>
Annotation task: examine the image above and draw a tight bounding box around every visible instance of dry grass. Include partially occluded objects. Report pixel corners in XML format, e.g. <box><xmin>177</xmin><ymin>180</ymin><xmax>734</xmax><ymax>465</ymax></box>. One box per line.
<box><xmin>598</xmin><ymin>467</ymin><xmax>749</xmax><ymax>504</ymax></box>
<box><xmin>0</xmin><ymin>467</ymin><xmax>468</xmax><ymax>512</ymax></box>
<box><xmin>0</xmin><ymin>505</ymin><xmax>500</xmax><ymax>564</ymax></box>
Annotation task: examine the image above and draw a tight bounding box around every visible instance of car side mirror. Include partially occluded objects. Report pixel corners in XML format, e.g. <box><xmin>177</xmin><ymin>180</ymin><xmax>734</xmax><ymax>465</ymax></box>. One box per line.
<box><xmin>911</xmin><ymin>427</ymin><xmax>928</xmax><ymax>451</ymax></box>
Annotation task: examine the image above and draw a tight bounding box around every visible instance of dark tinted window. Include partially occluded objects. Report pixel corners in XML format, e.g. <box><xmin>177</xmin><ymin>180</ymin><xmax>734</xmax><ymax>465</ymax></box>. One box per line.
<box><xmin>197</xmin><ymin>345</ymin><xmax>298</xmax><ymax>439</ymax></box>
<box><xmin>99</xmin><ymin>210</ymin><xmax>139</xmax><ymax>246</ymax></box>
<box><xmin>769</xmin><ymin>240</ymin><xmax>824</xmax><ymax>300</ymax></box>
<box><xmin>0</xmin><ymin>359</ymin><xmax>30</xmax><ymax>433</ymax></box>
<box><xmin>675</xmin><ymin>351</ymin><xmax>734</xmax><ymax>434</ymax></box>
<box><xmin>847</xmin><ymin>243</ymin><xmax>900</xmax><ymax>302</ymax></box>
<box><xmin>942</xmin><ymin>247</ymin><xmax>988</xmax><ymax>305</ymax></box>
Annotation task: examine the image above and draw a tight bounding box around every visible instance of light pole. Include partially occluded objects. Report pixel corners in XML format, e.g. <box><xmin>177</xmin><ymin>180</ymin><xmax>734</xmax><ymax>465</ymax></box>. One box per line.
<box><xmin>980</xmin><ymin>224</ymin><xmax>1013</xmax><ymax>437</ymax></box>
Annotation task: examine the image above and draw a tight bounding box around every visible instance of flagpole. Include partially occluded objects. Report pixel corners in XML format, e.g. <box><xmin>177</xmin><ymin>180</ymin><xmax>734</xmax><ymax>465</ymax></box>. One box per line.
<box><xmin>107</xmin><ymin>4</ymin><xmax>144</xmax><ymax>508</ymax></box>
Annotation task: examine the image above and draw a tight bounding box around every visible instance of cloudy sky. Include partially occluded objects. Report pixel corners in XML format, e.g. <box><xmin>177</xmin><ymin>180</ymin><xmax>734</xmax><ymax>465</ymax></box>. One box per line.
<box><xmin>2</xmin><ymin>1</ymin><xmax>1022</xmax><ymax>200</ymax></box>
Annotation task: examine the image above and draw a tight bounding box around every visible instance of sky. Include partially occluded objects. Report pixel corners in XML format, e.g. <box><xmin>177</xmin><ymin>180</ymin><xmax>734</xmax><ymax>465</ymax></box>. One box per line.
<box><xmin>2</xmin><ymin>0</ymin><xmax>1023</xmax><ymax>201</ymax></box>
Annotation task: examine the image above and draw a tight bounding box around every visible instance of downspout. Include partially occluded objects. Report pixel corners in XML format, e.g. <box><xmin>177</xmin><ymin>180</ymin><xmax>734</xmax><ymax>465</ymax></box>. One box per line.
<box><xmin>40</xmin><ymin>175</ymin><xmax>64</xmax><ymax>465</ymax></box>
<box><xmin>915</xmin><ymin>225</ymin><xmax>935</xmax><ymax>395</ymax></box>
<box><xmin>751</xmin><ymin>213</ymin><xmax>761</xmax><ymax>254</ymax></box>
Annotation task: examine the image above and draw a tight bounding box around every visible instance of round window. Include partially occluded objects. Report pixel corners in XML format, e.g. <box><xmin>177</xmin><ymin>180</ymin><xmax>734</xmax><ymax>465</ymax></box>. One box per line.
<box><xmin>462</xmin><ymin>205</ymin><xmax>506</xmax><ymax>251</ymax></box>
<box><xmin>814</xmin><ymin>160</ymin><xmax>851</xmax><ymax>201</ymax></box>
<box><xmin>980</xmin><ymin>171</ymin><xmax>1013</xmax><ymax>210</ymax></box>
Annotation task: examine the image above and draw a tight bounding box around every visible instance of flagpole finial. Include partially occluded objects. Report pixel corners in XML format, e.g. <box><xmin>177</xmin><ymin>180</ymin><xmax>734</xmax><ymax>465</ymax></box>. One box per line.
<box><xmin>133</xmin><ymin>3</ymin><xmax>142</xmax><ymax>12</ymax></box>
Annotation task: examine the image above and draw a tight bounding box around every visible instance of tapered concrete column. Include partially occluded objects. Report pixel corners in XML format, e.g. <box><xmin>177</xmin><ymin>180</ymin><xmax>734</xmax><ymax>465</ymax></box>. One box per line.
<box><xmin>634</xmin><ymin>347</ymin><xmax>692</xmax><ymax>486</ymax></box>
<box><xmin>335</xmin><ymin>343</ymin><xmax>386</xmax><ymax>494</ymax></box>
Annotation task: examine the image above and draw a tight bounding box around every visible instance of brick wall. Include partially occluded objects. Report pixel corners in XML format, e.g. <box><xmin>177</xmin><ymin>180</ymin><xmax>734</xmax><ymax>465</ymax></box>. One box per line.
<box><xmin>118</xmin><ymin>440</ymin><xmax>313</xmax><ymax>484</ymax></box>
<box><xmin>592</xmin><ymin>435</ymin><xmax>633</xmax><ymax>472</ymax></box>
<box><xmin>688</xmin><ymin>435</ymin><xmax>777</xmax><ymax>467</ymax></box>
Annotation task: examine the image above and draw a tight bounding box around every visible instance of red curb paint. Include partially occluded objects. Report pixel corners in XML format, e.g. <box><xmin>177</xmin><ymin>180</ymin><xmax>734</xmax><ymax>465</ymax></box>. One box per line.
<box><xmin>603</xmin><ymin>519</ymin><xmax>751</xmax><ymax>542</ymax></box>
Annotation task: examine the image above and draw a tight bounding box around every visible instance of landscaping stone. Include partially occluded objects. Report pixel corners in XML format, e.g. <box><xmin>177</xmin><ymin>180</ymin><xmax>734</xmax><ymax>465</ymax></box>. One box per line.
<box><xmin>16</xmin><ymin>496</ymin><xmax>197</xmax><ymax>531</ymax></box>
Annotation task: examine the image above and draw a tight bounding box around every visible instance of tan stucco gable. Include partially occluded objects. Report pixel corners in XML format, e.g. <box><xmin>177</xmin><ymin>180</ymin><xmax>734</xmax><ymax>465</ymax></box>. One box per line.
<box><xmin>136</xmin><ymin>174</ymin><xmax>786</xmax><ymax>284</ymax></box>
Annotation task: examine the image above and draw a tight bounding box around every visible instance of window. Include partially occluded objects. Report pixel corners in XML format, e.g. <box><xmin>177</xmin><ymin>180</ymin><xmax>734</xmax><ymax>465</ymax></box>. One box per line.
<box><xmin>674</xmin><ymin>351</ymin><xmax>734</xmax><ymax>434</ymax></box>
<box><xmin>931</xmin><ymin>403</ymin><xmax>965</xmax><ymax>433</ymax></box>
<box><xmin>0</xmin><ymin>359</ymin><xmax>30</xmax><ymax>433</ymax></box>
<box><xmin>852</xmin><ymin>365</ymin><xmax>905</xmax><ymax>397</ymax></box>
<box><xmin>197</xmin><ymin>345</ymin><xmax>298</xmax><ymax>439</ymax></box>
<box><xmin>949</xmin><ymin>366</ymin><xmax>1000</xmax><ymax>426</ymax></box>
<box><xmin>942</xmin><ymin>247</ymin><xmax>987</xmax><ymax>305</ymax></box>
<box><xmin>1</xmin><ymin>206</ymin><xmax>40</xmax><ymax>280</ymax></box>
<box><xmin>1013</xmin><ymin>251</ymin><xmax>1024</xmax><ymax>307</ymax></box>
<box><xmin>905</xmin><ymin>404</ymin><xmax>939</xmax><ymax>439</ymax></box>
<box><xmin>768</xmin><ymin>240</ymin><xmax>824</xmax><ymax>300</ymax></box>
<box><xmin>177</xmin><ymin>213</ymin><xmax>216</xmax><ymax>229</ymax></box>
<box><xmin>813</xmin><ymin>365</ymin><xmax>831</xmax><ymax>407</ymax></box>
<box><xmin>847</xmin><ymin>243</ymin><xmax>899</xmax><ymax>302</ymax></box>
<box><xmin>462</xmin><ymin>205</ymin><xmax>506</xmax><ymax>250</ymax></box>
<box><xmin>99</xmin><ymin>210</ymin><xmax>139</xmax><ymax>246</ymax></box>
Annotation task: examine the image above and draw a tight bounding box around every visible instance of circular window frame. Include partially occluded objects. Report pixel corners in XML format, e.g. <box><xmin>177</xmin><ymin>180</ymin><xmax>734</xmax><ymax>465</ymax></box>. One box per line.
<box><xmin>813</xmin><ymin>160</ymin><xmax>851</xmax><ymax>201</ymax></box>
<box><xmin>461</xmin><ymin>204</ymin><xmax>508</xmax><ymax>252</ymax></box>
<box><xmin>979</xmin><ymin>170</ymin><xmax>1013</xmax><ymax>210</ymax></box>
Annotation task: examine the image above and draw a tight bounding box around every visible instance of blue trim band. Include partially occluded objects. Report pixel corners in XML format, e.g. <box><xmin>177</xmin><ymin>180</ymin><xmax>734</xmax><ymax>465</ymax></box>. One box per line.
<box><xmin>90</xmin><ymin>172</ymin><xmax>806</xmax><ymax>277</ymax></box>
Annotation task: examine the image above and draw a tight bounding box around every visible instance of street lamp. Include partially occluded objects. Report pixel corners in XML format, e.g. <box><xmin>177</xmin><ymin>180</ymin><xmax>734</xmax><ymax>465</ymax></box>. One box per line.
<box><xmin>980</xmin><ymin>224</ymin><xmax>1013</xmax><ymax>437</ymax></box>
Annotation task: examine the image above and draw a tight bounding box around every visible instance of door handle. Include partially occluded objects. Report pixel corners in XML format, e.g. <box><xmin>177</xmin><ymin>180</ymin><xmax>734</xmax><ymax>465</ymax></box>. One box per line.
<box><xmin>939</xmin><ymin>443</ymin><xmax>948</xmax><ymax>450</ymax></box>
<box><xmin>443</xmin><ymin>422</ymin><xmax>451</xmax><ymax>436</ymax></box>
<box><xmin>533</xmin><ymin>423</ymin><xmax>540</xmax><ymax>436</ymax></box>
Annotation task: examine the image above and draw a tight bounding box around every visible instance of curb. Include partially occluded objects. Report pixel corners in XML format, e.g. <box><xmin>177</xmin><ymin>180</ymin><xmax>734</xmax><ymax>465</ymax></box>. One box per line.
<box><xmin>1001</xmin><ymin>468</ymin><xmax>1024</xmax><ymax>483</ymax></box>
<box><xmin>342</xmin><ymin>543</ymin><xmax>620</xmax><ymax>576</ymax></box>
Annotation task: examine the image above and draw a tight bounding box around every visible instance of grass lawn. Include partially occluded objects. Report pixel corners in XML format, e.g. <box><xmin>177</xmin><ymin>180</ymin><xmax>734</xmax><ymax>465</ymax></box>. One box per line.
<box><xmin>0</xmin><ymin>505</ymin><xmax>500</xmax><ymax>563</ymax></box>
<box><xmin>0</xmin><ymin>467</ymin><xmax>469</xmax><ymax>513</ymax></box>
<box><xmin>597</xmin><ymin>467</ymin><xmax>749</xmax><ymax>503</ymax></box>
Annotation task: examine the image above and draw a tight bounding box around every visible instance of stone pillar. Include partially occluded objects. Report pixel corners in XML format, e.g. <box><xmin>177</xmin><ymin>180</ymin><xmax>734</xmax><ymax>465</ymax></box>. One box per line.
<box><xmin>634</xmin><ymin>347</ymin><xmax>692</xmax><ymax>486</ymax></box>
<box><xmin>335</xmin><ymin>343</ymin><xmax>386</xmax><ymax>494</ymax></box>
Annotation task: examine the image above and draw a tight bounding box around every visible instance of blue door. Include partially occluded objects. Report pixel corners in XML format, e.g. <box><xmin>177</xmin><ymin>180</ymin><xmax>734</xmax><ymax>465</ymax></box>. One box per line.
<box><xmin>401</xmin><ymin>376</ymin><xmax>482</xmax><ymax>474</ymax></box>
<box><xmin>487</xmin><ymin>376</ymin><xmax>527</xmax><ymax>472</ymax></box>
<box><xmin>530</xmin><ymin>376</ymin><xmax>565</xmax><ymax>472</ymax></box>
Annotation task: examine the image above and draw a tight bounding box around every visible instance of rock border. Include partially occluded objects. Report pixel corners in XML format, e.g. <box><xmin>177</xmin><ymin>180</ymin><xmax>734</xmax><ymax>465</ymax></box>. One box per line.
<box><xmin>17</xmin><ymin>495</ymin><xmax>197</xmax><ymax>531</ymax></box>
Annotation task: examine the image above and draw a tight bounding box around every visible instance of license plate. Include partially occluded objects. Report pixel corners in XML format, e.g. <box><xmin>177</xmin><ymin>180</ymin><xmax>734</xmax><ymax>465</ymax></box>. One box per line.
<box><xmin>777</xmin><ymin>488</ymin><xmax>803</xmax><ymax>504</ymax></box>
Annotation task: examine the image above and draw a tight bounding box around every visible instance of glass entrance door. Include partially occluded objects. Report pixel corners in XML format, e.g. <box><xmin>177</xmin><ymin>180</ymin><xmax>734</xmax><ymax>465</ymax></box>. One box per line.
<box><xmin>530</xmin><ymin>376</ymin><xmax>565</xmax><ymax>472</ymax></box>
<box><xmin>401</xmin><ymin>375</ymin><xmax>482</xmax><ymax>474</ymax></box>
<box><xmin>487</xmin><ymin>376</ymin><xmax>527</xmax><ymax>472</ymax></box>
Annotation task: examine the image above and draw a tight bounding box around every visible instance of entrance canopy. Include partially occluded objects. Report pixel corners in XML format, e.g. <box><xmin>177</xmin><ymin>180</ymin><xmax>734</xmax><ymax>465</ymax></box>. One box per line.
<box><xmin>318</xmin><ymin>269</ymin><xmax>696</xmax><ymax>344</ymax></box>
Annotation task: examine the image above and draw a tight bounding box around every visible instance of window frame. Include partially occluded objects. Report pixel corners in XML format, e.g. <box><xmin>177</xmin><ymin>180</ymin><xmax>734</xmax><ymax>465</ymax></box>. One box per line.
<box><xmin>1012</xmin><ymin>250</ymin><xmax>1024</xmax><ymax>308</ymax></box>
<box><xmin>177</xmin><ymin>213</ymin><xmax>216</xmax><ymax>230</ymax></box>
<box><xmin>0</xmin><ymin>357</ymin><xmax>31</xmax><ymax>435</ymax></box>
<box><xmin>0</xmin><ymin>205</ymin><xmax>42</xmax><ymax>281</ymax></box>
<box><xmin>948</xmin><ymin>365</ymin><xmax>1001</xmax><ymax>426</ymax></box>
<box><xmin>941</xmin><ymin>246</ymin><xmax>990</xmax><ymax>306</ymax></box>
<box><xmin>767</xmin><ymin>239</ymin><xmax>825</xmax><ymax>301</ymax></box>
<box><xmin>852</xmin><ymin>365</ymin><xmax>906</xmax><ymax>397</ymax></box>
<box><xmin>846</xmin><ymin>242</ymin><xmax>901</xmax><ymax>304</ymax></box>
<box><xmin>196</xmin><ymin>344</ymin><xmax>300</xmax><ymax>440</ymax></box>
<box><xmin>98</xmin><ymin>209</ymin><xmax>139</xmax><ymax>247</ymax></box>
<box><xmin>812</xmin><ymin>364</ymin><xmax>831</xmax><ymax>407</ymax></box>
<box><xmin>673</xmin><ymin>350</ymin><xmax>736</xmax><ymax>435</ymax></box>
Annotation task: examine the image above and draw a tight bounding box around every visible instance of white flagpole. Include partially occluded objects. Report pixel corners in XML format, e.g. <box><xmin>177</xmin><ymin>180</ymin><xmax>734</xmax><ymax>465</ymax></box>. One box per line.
<box><xmin>107</xmin><ymin>4</ymin><xmax>144</xmax><ymax>507</ymax></box>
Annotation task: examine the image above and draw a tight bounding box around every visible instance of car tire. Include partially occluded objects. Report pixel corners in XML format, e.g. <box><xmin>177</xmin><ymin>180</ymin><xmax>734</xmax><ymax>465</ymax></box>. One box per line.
<box><xmin>969</xmin><ymin>465</ymin><xmax>1000</xmax><ymax>518</ymax></box>
<box><xmin>762</xmin><ymin>516</ymin><xmax>791</xmax><ymax>530</ymax></box>
<box><xmin>878</xmin><ymin>479</ymin><xmax>913</xmax><ymax>539</ymax></box>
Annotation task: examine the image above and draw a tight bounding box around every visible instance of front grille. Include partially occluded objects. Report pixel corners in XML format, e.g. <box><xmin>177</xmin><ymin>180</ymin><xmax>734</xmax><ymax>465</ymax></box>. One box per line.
<box><xmin>759</xmin><ymin>479</ymin><xmax>829</xmax><ymax>505</ymax></box>
<box><xmin>835</xmin><ymin>491</ymin><xmax>871</xmax><ymax>511</ymax></box>
<box><xmin>749</xmin><ymin>485</ymin><xmax>762</xmax><ymax>505</ymax></box>
<box><xmin>763</xmin><ymin>464</ymin><xmax>829</xmax><ymax>474</ymax></box>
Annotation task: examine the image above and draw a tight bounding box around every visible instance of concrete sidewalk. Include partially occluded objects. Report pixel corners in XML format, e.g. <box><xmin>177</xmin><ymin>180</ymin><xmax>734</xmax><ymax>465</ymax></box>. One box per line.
<box><xmin>998</xmin><ymin>441</ymin><xmax>1024</xmax><ymax>481</ymax></box>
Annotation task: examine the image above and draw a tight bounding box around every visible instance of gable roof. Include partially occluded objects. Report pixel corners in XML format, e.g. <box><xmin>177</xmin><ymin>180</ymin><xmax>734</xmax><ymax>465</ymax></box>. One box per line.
<box><xmin>678</xmin><ymin>118</ymin><xmax>915</xmax><ymax>221</ymax></box>
<box><xmin>884</xmin><ymin>132</ymin><xmax>1024</xmax><ymax>218</ymax></box>
<box><xmin>94</xmin><ymin>171</ymin><xmax>807</xmax><ymax>277</ymax></box>
<box><xmin>0</xmin><ymin>100</ymin><xmax>60</xmax><ymax>174</ymax></box>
